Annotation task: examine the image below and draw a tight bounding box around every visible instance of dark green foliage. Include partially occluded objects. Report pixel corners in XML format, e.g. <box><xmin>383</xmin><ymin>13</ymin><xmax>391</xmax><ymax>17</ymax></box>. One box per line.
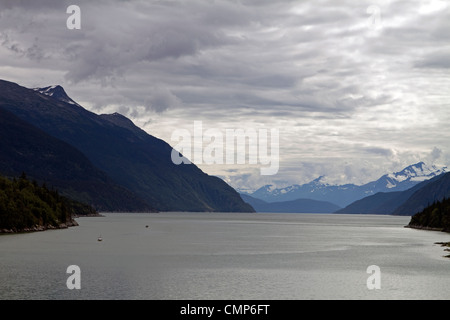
<box><xmin>408</xmin><ymin>197</ymin><xmax>450</xmax><ymax>232</ymax></box>
<box><xmin>0</xmin><ymin>173</ymin><xmax>96</xmax><ymax>232</ymax></box>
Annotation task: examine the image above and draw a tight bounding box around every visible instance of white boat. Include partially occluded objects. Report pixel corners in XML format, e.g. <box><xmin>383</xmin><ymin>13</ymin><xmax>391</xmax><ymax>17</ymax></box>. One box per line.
<box><xmin>97</xmin><ymin>235</ymin><xmax>103</xmax><ymax>241</ymax></box>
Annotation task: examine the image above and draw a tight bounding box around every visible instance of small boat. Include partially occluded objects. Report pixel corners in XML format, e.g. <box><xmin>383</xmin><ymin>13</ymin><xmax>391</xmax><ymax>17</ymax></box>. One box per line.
<box><xmin>97</xmin><ymin>235</ymin><xmax>103</xmax><ymax>241</ymax></box>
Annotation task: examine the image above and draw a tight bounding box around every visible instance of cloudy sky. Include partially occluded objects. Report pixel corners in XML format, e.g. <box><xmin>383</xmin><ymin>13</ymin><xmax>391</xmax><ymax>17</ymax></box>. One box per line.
<box><xmin>1</xmin><ymin>0</ymin><xmax>449</xmax><ymax>191</ymax></box>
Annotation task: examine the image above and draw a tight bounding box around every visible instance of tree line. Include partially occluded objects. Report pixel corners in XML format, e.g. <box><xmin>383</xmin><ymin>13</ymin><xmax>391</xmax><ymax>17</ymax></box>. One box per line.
<box><xmin>0</xmin><ymin>173</ymin><xmax>97</xmax><ymax>232</ymax></box>
<box><xmin>409</xmin><ymin>197</ymin><xmax>450</xmax><ymax>232</ymax></box>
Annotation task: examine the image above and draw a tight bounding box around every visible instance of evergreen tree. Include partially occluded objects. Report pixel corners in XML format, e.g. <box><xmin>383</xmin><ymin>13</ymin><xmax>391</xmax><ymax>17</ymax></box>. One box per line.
<box><xmin>409</xmin><ymin>197</ymin><xmax>450</xmax><ymax>232</ymax></box>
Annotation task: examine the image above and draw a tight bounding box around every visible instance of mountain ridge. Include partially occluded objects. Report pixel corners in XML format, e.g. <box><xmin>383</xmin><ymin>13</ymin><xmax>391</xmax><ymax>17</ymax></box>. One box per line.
<box><xmin>247</xmin><ymin>162</ymin><xmax>447</xmax><ymax>207</ymax></box>
<box><xmin>0</xmin><ymin>79</ymin><xmax>254</xmax><ymax>213</ymax></box>
<box><xmin>33</xmin><ymin>85</ymin><xmax>80</xmax><ymax>106</ymax></box>
<box><xmin>393</xmin><ymin>172</ymin><xmax>450</xmax><ymax>216</ymax></box>
<box><xmin>0</xmin><ymin>106</ymin><xmax>153</xmax><ymax>212</ymax></box>
<box><xmin>240</xmin><ymin>193</ymin><xmax>341</xmax><ymax>213</ymax></box>
<box><xmin>336</xmin><ymin>172</ymin><xmax>450</xmax><ymax>215</ymax></box>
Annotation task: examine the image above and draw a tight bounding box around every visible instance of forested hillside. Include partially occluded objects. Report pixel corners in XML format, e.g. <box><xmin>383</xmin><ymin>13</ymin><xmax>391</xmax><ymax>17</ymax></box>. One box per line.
<box><xmin>408</xmin><ymin>197</ymin><xmax>450</xmax><ymax>232</ymax></box>
<box><xmin>0</xmin><ymin>173</ymin><xmax>97</xmax><ymax>233</ymax></box>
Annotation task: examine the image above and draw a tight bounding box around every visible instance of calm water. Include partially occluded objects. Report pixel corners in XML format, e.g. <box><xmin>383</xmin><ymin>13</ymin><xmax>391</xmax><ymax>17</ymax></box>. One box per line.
<box><xmin>0</xmin><ymin>212</ymin><xmax>449</xmax><ymax>300</ymax></box>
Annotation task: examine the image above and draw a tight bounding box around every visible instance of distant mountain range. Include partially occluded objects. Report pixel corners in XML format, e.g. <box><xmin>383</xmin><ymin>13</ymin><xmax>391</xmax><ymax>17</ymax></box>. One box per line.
<box><xmin>240</xmin><ymin>193</ymin><xmax>341</xmax><ymax>213</ymax></box>
<box><xmin>336</xmin><ymin>172</ymin><xmax>450</xmax><ymax>215</ymax></box>
<box><xmin>0</xmin><ymin>79</ymin><xmax>254</xmax><ymax>213</ymax></box>
<box><xmin>244</xmin><ymin>162</ymin><xmax>447</xmax><ymax>208</ymax></box>
<box><xmin>2</xmin><ymin>78</ymin><xmax>447</xmax><ymax>217</ymax></box>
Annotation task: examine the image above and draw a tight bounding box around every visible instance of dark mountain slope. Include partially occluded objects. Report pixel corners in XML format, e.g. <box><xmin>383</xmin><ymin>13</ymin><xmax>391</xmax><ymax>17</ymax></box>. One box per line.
<box><xmin>393</xmin><ymin>172</ymin><xmax>450</xmax><ymax>216</ymax></box>
<box><xmin>334</xmin><ymin>191</ymin><xmax>402</xmax><ymax>214</ymax></box>
<box><xmin>336</xmin><ymin>172</ymin><xmax>450</xmax><ymax>216</ymax></box>
<box><xmin>241</xmin><ymin>193</ymin><xmax>341</xmax><ymax>213</ymax></box>
<box><xmin>0</xmin><ymin>79</ymin><xmax>253</xmax><ymax>212</ymax></box>
<box><xmin>0</xmin><ymin>107</ymin><xmax>153</xmax><ymax>212</ymax></box>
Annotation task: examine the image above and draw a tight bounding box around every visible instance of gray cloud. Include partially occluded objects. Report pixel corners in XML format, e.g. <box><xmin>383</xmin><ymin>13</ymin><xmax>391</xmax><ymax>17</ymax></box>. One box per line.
<box><xmin>363</xmin><ymin>147</ymin><xmax>396</xmax><ymax>157</ymax></box>
<box><xmin>427</xmin><ymin>146</ymin><xmax>443</xmax><ymax>164</ymax></box>
<box><xmin>1</xmin><ymin>0</ymin><xmax>449</xmax><ymax>188</ymax></box>
<box><xmin>414</xmin><ymin>50</ymin><xmax>450</xmax><ymax>69</ymax></box>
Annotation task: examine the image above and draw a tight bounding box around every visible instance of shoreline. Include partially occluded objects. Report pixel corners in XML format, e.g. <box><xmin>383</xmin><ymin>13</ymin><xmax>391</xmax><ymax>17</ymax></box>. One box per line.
<box><xmin>0</xmin><ymin>212</ymin><xmax>104</xmax><ymax>234</ymax></box>
<box><xmin>0</xmin><ymin>219</ymin><xmax>79</xmax><ymax>234</ymax></box>
<box><xmin>405</xmin><ymin>225</ymin><xmax>450</xmax><ymax>259</ymax></box>
<box><xmin>404</xmin><ymin>224</ymin><xmax>449</xmax><ymax>233</ymax></box>
<box><xmin>72</xmin><ymin>213</ymin><xmax>105</xmax><ymax>218</ymax></box>
<box><xmin>435</xmin><ymin>241</ymin><xmax>450</xmax><ymax>258</ymax></box>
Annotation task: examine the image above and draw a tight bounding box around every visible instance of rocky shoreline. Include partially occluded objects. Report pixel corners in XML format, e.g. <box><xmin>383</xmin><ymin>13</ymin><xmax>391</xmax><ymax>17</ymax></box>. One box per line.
<box><xmin>404</xmin><ymin>224</ymin><xmax>448</xmax><ymax>232</ymax></box>
<box><xmin>72</xmin><ymin>213</ymin><xmax>104</xmax><ymax>218</ymax></box>
<box><xmin>0</xmin><ymin>212</ymin><xmax>106</xmax><ymax>234</ymax></box>
<box><xmin>405</xmin><ymin>225</ymin><xmax>450</xmax><ymax>258</ymax></box>
<box><xmin>0</xmin><ymin>218</ymin><xmax>79</xmax><ymax>234</ymax></box>
<box><xmin>434</xmin><ymin>242</ymin><xmax>450</xmax><ymax>258</ymax></box>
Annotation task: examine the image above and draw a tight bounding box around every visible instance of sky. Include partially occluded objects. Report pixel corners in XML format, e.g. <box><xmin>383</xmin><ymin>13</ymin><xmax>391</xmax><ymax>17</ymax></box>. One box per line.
<box><xmin>1</xmin><ymin>0</ymin><xmax>449</xmax><ymax>191</ymax></box>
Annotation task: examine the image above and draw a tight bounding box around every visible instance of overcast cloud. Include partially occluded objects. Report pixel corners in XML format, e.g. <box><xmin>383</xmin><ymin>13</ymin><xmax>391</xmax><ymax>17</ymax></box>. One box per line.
<box><xmin>1</xmin><ymin>0</ymin><xmax>449</xmax><ymax>190</ymax></box>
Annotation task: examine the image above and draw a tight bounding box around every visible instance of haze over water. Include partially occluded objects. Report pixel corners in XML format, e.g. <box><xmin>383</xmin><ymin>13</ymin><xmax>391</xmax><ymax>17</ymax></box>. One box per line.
<box><xmin>0</xmin><ymin>212</ymin><xmax>449</xmax><ymax>300</ymax></box>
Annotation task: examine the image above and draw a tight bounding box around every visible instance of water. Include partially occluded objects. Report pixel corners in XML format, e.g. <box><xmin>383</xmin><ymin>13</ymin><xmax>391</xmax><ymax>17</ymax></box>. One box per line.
<box><xmin>0</xmin><ymin>212</ymin><xmax>449</xmax><ymax>300</ymax></box>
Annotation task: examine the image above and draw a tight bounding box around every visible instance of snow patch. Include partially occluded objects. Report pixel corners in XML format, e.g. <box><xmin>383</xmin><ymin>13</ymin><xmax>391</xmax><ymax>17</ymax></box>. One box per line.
<box><xmin>386</xmin><ymin>181</ymin><xmax>396</xmax><ymax>189</ymax></box>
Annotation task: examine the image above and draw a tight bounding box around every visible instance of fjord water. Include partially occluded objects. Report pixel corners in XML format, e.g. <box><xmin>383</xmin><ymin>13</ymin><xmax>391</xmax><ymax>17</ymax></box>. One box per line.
<box><xmin>0</xmin><ymin>212</ymin><xmax>449</xmax><ymax>300</ymax></box>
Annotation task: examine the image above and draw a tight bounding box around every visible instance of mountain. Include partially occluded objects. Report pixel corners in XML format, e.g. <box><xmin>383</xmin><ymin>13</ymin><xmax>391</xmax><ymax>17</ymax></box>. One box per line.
<box><xmin>367</xmin><ymin>162</ymin><xmax>447</xmax><ymax>191</ymax></box>
<box><xmin>250</xmin><ymin>177</ymin><xmax>361</xmax><ymax>208</ymax></box>
<box><xmin>336</xmin><ymin>172</ymin><xmax>450</xmax><ymax>215</ymax></box>
<box><xmin>33</xmin><ymin>85</ymin><xmax>80</xmax><ymax>106</ymax></box>
<box><xmin>393</xmin><ymin>172</ymin><xmax>450</xmax><ymax>216</ymax></box>
<box><xmin>0</xmin><ymin>79</ymin><xmax>254</xmax><ymax>212</ymax></box>
<box><xmin>249</xmin><ymin>162</ymin><xmax>447</xmax><ymax>207</ymax></box>
<box><xmin>240</xmin><ymin>193</ymin><xmax>341</xmax><ymax>213</ymax></box>
<box><xmin>0</xmin><ymin>106</ymin><xmax>154</xmax><ymax>212</ymax></box>
<box><xmin>334</xmin><ymin>192</ymin><xmax>403</xmax><ymax>215</ymax></box>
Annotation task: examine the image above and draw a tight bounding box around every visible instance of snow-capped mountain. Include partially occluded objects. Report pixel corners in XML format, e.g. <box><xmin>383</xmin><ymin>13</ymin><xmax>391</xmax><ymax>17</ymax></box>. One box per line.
<box><xmin>250</xmin><ymin>176</ymin><xmax>334</xmax><ymax>198</ymax></box>
<box><xmin>34</xmin><ymin>85</ymin><xmax>80</xmax><ymax>106</ymax></box>
<box><xmin>384</xmin><ymin>162</ymin><xmax>446</xmax><ymax>186</ymax></box>
<box><xmin>361</xmin><ymin>162</ymin><xmax>447</xmax><ymax>195</ymax></box>
<box><xmin>247</xmin><ymin>162</ymin><xmax>447</xmax><ymax>207</ymax></box>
